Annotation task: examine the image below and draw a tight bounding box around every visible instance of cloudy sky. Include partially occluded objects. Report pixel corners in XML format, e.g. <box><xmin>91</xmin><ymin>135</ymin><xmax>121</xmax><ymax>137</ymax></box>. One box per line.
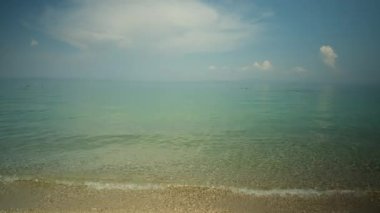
<box><xmin>0</xmin><ymin>0</ymin><xmax>379</xmax><ymax>82</ymax></box>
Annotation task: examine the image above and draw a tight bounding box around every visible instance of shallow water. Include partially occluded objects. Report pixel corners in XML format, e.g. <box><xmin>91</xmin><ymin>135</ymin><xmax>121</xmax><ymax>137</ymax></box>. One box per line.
<box><xmin>1</xmin><ymin>79</ymin><xmax>380</xmax><ymax>191</ymax></box>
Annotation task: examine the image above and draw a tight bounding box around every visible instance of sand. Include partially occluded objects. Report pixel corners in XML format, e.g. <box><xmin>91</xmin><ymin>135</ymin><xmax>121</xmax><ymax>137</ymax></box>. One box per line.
<box><xmin>1</xmin><ymin>180</ymin><xmax>380</xmax><ymax>212</ymax></box>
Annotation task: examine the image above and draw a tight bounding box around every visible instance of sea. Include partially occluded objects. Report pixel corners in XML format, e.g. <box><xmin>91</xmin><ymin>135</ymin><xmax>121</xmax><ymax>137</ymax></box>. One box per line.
<box><xmin>1</xmin><ymin>79</ymin><xmax>380</xmax><ymax>199</ymax></box>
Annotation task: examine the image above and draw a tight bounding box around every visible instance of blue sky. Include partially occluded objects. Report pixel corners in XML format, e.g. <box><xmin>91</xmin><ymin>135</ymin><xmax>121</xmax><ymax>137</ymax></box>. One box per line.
<box><xmin>0</xmin><ymin>0</ymin><xmax>379</xmax><ymax>82</ymax></box>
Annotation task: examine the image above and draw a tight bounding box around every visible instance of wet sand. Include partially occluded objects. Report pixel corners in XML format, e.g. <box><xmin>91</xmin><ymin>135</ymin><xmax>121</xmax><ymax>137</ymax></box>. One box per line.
<box><xmin>1</xmin><ymin>180</ymin><xmax>380</xmax><ymax>212</ymax></box>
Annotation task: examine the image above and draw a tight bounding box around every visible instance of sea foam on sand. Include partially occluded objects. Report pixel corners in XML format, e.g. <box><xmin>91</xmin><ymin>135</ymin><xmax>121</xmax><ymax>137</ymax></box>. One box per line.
<box><xmin>1</xmin><ymin>176</ymin><xmax>379</xmax><ymax>212</ymax></box>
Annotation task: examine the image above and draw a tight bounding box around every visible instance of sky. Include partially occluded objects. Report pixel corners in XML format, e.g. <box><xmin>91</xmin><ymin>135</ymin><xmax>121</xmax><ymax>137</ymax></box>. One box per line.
<box><xmin>0</xmin><ymin>0</ymin><xmax>380</xmax><ymax>82</ymax></box>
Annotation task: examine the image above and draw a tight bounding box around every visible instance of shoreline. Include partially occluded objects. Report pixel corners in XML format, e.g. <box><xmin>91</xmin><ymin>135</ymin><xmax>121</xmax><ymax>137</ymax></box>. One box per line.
<box><xmin>1</xmin><ymin>179</ymin><xmax>379</xmax><ymax>212</ymax></box>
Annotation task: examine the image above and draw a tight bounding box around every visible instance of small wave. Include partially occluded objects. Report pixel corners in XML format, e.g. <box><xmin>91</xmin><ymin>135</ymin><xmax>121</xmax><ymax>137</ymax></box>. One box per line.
<box><xmin>84</xmin><ymin>181</ymin><xmax>165</xmax><ymax>190</ymax></box>
<box><xmin>64</xmin><ymin>183</ymin><xmax>376</xmax><ymax>197</ymax></box>
<box><xmin>229</xmin><ymin>187</ymin><xmax>364</xmax><ymax>197</ymax></box>
<box><xmin>82</xmin><ymin>182</ymin><xmax>366</xmax><ymax>197</ymax></box>
<box><xmin>0</xmin><ymin>174</ymin><xmax>34</xmax><ymax>183</ymax></box>
<box><xmin>0</xmin><ymin>175</ymin><xmax>376</xmax><ymax>198</ymax></box>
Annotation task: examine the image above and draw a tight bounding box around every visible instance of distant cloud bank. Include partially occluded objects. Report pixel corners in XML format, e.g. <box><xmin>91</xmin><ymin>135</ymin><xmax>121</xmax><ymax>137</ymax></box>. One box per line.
<box><xmin>254</xmin><ymin>60</ymin><xmax>273</xmax><ymax>71</ymax></box>
<box><xmin>240</xmin><ymin>60</ymin><xmax>273</xmax><ymax>71</ymax></box>
<box><xmin>211</xmin><ymin>60</ymin><xmax>273</xmax><ymax>72</ymax></box>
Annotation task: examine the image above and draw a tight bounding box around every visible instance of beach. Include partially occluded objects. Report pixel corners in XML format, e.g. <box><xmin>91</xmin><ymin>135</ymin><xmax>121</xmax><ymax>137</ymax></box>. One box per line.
<box><xmin>1</xmin><ymin>179</ymin><xmax>380</xmax><ymax>212</ymax></box>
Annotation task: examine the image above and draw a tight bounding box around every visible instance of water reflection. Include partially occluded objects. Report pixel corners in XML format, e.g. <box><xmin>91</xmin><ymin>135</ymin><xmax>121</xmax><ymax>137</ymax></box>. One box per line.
<box><xmin>316</xmin><ymin>86</ymin><xmax>335</xmax><ymax>129</ymax></box>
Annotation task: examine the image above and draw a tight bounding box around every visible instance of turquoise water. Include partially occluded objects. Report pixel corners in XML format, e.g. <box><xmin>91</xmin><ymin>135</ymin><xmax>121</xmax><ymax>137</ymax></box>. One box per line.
<box><xmin>1</xmin><ymin>79</ymin><xmax>380</xmax><ymax>190</ymax></box>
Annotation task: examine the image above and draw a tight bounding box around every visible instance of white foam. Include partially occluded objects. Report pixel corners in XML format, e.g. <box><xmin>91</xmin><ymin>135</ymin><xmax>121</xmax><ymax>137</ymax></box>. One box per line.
<box><xmin>55</xmin><ymin>180</ymin><xmax>77</xmax><ymax>186</ymax></box>
<box><xmin>0</xmin><ymin>175</ymin><xmax>21</xmax><ymax>183</ymax></box>
<box><xmin>228</xmin><ymin>187</ymin><xmax>362</xmax><ymax>197</ymax></box>
<box><xmin>0</xmin><ymin>175</ymin><xmax>376</xmax><ymax>198</ymax></box>
<box><xmin>82</xmin><ymin>182</ymin><xmax>370</xmax><ymax>197</ymax></box>
<box><xmin>84</xmin><ymin>181</ymin><xmax>165</xmax><ymax>191</ymax></box>
<box><xmin>0</xmin><ymin>175</ymin><xmax>37</xmax><ymax>183</ymax></box>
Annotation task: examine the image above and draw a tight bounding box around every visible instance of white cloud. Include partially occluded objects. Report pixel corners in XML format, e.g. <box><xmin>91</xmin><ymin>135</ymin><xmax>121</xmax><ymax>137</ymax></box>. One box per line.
<box><xmin>40</xmin><ymin>0</ymin><xmax>265</xmax><ymax>53</ymax></box>
<box><xmin>254</xmin><ymin>60</ymin><xmax>273</xmax><ymax>70</ymax></box>
<box><xmin>239</xmin><ymin>60</ymin><xmax>273</xmax><ymax>71</ymax></box>
<box><xmin>30</xmin><ymin>39</ymin><xmax>39</xmax><ymax>47</ymax></box>
<box><xmin>208</xmin><ymin>65</ymin><xmax>216</xmax><ymax>70</ymax></box>
<box><xmin>320</xmin><ymin>45</ymin><xmax>338</xmax><ymax>68</ymax></box>
<box><xmin>208</xmin><ymin>65</ymin><xmax>231</xmax><ymax>71</ymax></box>
<box><xmin>293</xmin><ymin>66</ymin><xmax>307</xmax><ymax>73</ymax></box>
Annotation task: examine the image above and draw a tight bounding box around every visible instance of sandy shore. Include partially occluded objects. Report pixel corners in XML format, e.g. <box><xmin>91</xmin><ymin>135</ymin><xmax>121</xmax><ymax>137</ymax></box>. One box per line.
<box><xmin>1</xmin><ymin>180</ymin><xmax>380</xmax><ymax>212</ymax></box>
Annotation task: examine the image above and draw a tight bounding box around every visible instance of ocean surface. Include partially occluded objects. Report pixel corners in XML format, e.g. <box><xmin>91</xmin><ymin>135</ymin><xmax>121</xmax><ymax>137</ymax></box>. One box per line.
<box><xmin>1</xmin><ymin>79</ymin><xmax>380</xmax><ymax>194</ymax></box>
